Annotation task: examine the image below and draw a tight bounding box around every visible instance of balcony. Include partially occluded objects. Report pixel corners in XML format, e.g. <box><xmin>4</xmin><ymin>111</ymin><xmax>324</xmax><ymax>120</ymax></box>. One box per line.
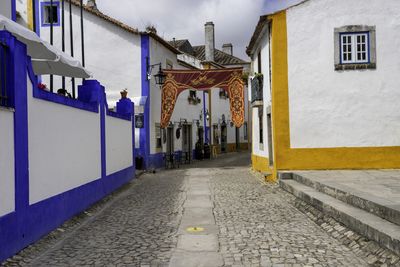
<box><xmin>251</xmin><ymin>74</ymin><xmax>263</xmax><ymax>107</ymax></box>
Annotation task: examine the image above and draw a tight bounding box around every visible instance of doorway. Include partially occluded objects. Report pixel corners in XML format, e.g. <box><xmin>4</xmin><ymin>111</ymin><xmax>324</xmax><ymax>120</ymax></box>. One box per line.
<box><xmin>235</xmin><ymin>127</ymin><xmax>240</xmax><ymax>151</ymax></box>
<box><xmin>220</xmin><ymin>123</ymin><xmax>227</xmax><ymax>153</ymax></box>
<box><xmin>182</xmin><ymin>124</ymin><xmax>193</xmax><ymax>163</ymax></box>
<box><xmin>267</xmin><ymin>113</ymin><xmax>273</xmax><ymax>167</ymax></box>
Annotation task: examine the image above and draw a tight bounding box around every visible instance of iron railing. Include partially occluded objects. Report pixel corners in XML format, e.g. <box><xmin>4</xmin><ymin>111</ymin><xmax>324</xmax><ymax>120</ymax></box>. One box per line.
<box><xmin>0</xmin><ymin>41</ymin><xmax>8</xmax><ymax>107</ymax></box>
<box><xmin>251</xmin><ymin>75</ymin><xmax>263</xmax><ymax>104</ymax></box>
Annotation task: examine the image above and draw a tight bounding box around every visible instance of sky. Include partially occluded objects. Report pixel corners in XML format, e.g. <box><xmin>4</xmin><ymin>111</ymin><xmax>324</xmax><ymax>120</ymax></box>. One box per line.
<box><xmin>95</xmin><ymin>0</ymin><xmax>268</xmax><ymax>60</ymax></box>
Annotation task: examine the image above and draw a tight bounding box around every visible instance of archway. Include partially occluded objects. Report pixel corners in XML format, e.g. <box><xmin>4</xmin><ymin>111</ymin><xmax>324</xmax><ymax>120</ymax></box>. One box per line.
<box><xmin>160</xmin><ymin>67</ymin><xmax>245</xmax><ymax>129</ymax></box>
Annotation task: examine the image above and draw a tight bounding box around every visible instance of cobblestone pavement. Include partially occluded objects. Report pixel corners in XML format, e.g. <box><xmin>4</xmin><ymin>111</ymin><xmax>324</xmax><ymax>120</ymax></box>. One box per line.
<box><xmin>211</xmin><ymin>166</ymin><xmax>369</xmax><ymax>266</ymax></box>
<box><xmin>3</xmin><ymin>152</ymin><xmax>392</xmax><ymax>266</ymax></box>
<box><xmin>4</xmin><ymin>172</ymin><xmax>186</xmax><ymax>267</ymax></box>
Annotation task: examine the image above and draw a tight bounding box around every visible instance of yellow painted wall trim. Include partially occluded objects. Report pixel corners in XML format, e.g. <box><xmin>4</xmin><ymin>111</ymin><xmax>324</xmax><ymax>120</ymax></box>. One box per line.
<box><xmin>269</xmin><ymin>11</ymin><xmax>400</xmax><ymax>170</ymax></box>
<box><xmin>251</xmin><ymin>154</ymin><xmax>276</xmax><ymax>182</ymax></box>
<box><xmin>27</xmin><ymin>0</ymin><xmax>33</xmax><ymax>31</ymax></box>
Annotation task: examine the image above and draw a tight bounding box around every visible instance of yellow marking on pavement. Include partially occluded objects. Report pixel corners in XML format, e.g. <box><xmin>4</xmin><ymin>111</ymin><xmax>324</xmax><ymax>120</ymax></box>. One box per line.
<box><xmin>186</xmin><ymin>227</ymin><xmax>204</xmax><ymax>233</ymax></box>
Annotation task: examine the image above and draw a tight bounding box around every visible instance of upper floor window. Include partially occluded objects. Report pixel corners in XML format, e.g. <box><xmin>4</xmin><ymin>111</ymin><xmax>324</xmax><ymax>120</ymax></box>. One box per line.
<box><xmin>0</xmin><ymin>41</ymin><xmax>13</xmax><ymax>108</ymax></box>
<box><xmin>41</xmin><ymin>1</ymin><xmax>60</xmax><ymax>27</ymax></box>
<box><xmin>334</xmin><ymin>25</ymin><xmax>376</xmax><ymax>71</ymax></box>
<box><xmin>340</xmin><ymin>33</ymin><xmax>369</xmax><ymax>64</ymax></box>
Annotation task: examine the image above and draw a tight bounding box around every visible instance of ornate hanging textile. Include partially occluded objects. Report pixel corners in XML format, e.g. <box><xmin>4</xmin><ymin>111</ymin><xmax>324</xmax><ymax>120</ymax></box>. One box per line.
<box><xmin>160</xmin><ymin>67</ymin><xmax>245</xmax><ymax>128</ymax></box>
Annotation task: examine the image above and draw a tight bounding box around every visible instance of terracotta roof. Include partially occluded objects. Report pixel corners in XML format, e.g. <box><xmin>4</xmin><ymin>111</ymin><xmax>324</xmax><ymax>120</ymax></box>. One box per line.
<box><xmin>192</xmin><ymin>45</ymin><xmax>249</xmax><ymax>65</ymax></box>
<box><xmin>246</xmin><ymin>15</ymin><xmax>268</xmax><ymax>57</ymax></box>
<box><xmin>168</xmin><ymin>39</ymin><xmax>195</xmax><ymax>55</ymax></box>
<box><xmin>68</xmin><ymin>0</ymin><xmax>181</xmax><ymax>54</ymax></box>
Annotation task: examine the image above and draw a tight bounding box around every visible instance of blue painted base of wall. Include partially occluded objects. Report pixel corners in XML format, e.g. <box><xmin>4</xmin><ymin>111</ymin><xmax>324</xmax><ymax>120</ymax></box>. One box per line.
<box><xmin>148</xmin><ymin>153</ymin><xmax>165</xmax><ymax>169</ymax></box>
<box><xmin>0</xmin><ymin>167</ymin><xmax>135</xmax><ymax>263</ymax></box>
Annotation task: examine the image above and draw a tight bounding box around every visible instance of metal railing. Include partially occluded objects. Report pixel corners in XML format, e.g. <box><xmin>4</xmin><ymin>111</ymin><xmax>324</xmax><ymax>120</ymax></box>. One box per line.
<box><xmin>251</xmin><ymin>75</ymin><xmax>263</xmax><ymax>105</ymax></box>
<box><xmin>0</xmin><ymin>41</ymin><xmax>8</xmax><ymax>107</ymax></box>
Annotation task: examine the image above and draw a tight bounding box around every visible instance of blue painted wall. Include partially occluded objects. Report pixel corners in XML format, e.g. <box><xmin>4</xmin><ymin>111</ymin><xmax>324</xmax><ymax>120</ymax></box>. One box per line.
<box><xmin>140</xmin><ymin>34</ymin><xmax>150</xmax><ymax>169</ymax></box>
<box><xmin>0</xmin><ymin>32</ymin><xmax>135</xmax><ymax>263</ymax></box>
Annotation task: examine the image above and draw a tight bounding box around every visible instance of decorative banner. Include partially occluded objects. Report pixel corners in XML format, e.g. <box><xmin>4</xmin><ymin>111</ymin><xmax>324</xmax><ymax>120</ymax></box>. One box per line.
<box><xmin>160</xmin><ymin>68</ymin><xmax>245</xmax><ymax>128</ymax></box>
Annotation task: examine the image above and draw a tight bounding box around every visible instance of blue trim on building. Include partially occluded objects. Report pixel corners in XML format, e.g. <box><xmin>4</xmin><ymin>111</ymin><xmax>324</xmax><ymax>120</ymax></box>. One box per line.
<box><xmin>140</xmin><ymin>34</ymin><xmax>150</xmax><ymax>169</ymax></box>
<box><xmin>106</xmin><ymin>110</ymin><xmax>132</xmax><ymax>121</ymax></box>
<box><xmin>0</xmin><ymin>34</ymin><xmax>136</xmax><ymax>263</ymax></box>
<box><xmin>0</xmin><ymin>166</ymin><xmax>135</xmax><ymax>263</ymax></box>
<box><xmin>40</xmin><ymin>1</ymin><xmax>61</xmax><ymax>27</ymax></box>
<box><xmin>34</xmin><ymin>0</ymin><xmax>41</xmax><ymax>36</ymax></box>
<box><xmin>0</xmin><ymin>31</ymin><xmax>16</xmax><ymax>108</ymax></box>
<box><xmin>147</xmin><ymin>153</ymin><xmax>165</xmax><ymax>169</ymax></box>
<box><xmin>99</xmin><ymin>86</ymin><xmax>107</xmax><ymax>180</ymax></box>
<box><xmin>11</xmin><ymin>0</ymin><xmax>16</xmax><ymax>21</ymax></box>
<box><xmin>28</xmin><ymin>70</ymin><xmax>99</xmax><ymax>113</ymax></box>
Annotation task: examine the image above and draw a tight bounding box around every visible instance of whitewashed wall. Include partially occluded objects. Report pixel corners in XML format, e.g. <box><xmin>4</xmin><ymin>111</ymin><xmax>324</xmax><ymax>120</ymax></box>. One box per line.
<box><xmin>251</xmin><ymin>25</ymin><xmax>271</xmax><ymax>159</ymax></box>
<box><xmin>149</xmin><ymin>37</ymin><xmax>202</xmax><ymax>154</ymax></box>
<box><xmin>287</xmin><ymin>0</ymin><xmax>400</xmax><ymax>148</ymax></box>
<box><xmin>106</xmin><ymin>115</ymin><xmax>133</xmax><ymax>175</ymax></box>
<box><xmin>0</xmin><ymin>1</ymin><xmax>12</xmax><ymax>19</ymax></box>
<box><xmin>27</xmin><ymin>78</ymin><xmax>101</xmax><ymax>204</ymax></box>
<box><xmin>0</xmin><ymin>108</ymin><xmax>15</xmax><ymax>216</ymax></box>
<box><xmin>18</xmin><ymin>1</ymin><xmax>142</xmax><ymax>107</ymax></box>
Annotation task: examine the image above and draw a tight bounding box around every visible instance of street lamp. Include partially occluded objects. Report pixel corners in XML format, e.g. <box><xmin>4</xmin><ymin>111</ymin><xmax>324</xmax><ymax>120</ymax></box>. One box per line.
<box><xmin>154</xmin><ymin>65</ymin><xmax>166</xmax><ymax>85</ymax></box>
<box><xmin>146</xmin><ymin>57</ymin><xmax>166</xmax><ymax>85</ymax></box>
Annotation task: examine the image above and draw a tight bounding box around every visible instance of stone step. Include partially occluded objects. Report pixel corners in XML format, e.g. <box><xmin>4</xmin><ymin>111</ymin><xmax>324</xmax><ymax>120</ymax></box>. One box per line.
<box><xmin>290</xmin><ymin>172</ymin><xmax>400</xmax><ymax>226</ymax></box>
<box><xmin>280</xmin><ymin>179</ymin><xmax>400</xmax><ymax>256</ymax></box>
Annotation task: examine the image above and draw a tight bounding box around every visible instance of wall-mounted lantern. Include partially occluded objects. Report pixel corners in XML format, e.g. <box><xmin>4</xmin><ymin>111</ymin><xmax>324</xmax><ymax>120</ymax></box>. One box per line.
<box><xmin>146</xmin><ymin>57</ymin><xmax>166</xmax><ymax>85</ymax></box>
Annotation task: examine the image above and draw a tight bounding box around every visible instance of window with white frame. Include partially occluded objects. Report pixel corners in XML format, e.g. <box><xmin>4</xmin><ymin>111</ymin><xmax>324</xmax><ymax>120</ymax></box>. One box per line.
<box><xmin>334</xmin><ymin>25</ymin><xmax>376</xmax><ymax>70</ymax></box>
<box><xmin>340</xmin><ymin>33</ymin><xmax>369</xmax><ymax>64</ymax></box>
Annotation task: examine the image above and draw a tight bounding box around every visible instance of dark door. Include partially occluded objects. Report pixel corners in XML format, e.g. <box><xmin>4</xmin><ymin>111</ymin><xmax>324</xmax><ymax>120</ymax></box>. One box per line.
<box><xmin>220</xmin><ymin>124</ymin><xmax>227</xmax><ymax>153</ymax></box>
<box><xmin>235</xmin><ymin>127</ymin><xmax>240</xmax><ymax>151</ymax></box>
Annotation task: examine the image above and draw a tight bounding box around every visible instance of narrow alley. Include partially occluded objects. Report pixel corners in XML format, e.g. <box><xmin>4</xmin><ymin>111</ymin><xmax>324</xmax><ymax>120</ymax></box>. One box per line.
<box><xmin>3</xmin><ymin>152</ymin><xmax>388</xmax><ymax>267</ymax></box>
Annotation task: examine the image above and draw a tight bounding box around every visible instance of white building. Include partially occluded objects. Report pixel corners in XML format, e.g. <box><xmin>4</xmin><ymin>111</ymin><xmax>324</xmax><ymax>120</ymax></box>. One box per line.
<box><xmin>246</xmin><ymin>0</ymin><xmax>400</xmax><ymax>181</ymax></box>
<box><xmin>16</xmin><ymin>0</ymin><xmax>210</xmax><ymax>169</ymax></box>
<box><xmin>169</xmin><ymin>22</ymin><xmax>251</xmax><ymax>155</ymax></box>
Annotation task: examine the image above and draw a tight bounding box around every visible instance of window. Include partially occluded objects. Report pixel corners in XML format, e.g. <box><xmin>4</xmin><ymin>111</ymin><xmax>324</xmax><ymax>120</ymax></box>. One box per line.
<box><xmin>41</xmin><ymin>1</ymin><xmax>60</xmax><ymax>26</ymax></box>
<box><xmin>0</xmin><ymin>41</ymin><xmax>11</xmax><ymax>108</ymax></box>
<box><xmin>334</xmin><ymin>25</ymin><xmax>376</xmax><ymax>70</ymax></box>
<box><xmin>155</xmin><ymin>123</ymin><xmax>162</xmax><ymax>149</ymax></box>
<box><xmin>258</xmin><ymin>108</ymin><xmax>263</xmax><ymax>144</ymax></box>
<box><xmin>219</xmin><ymin>88</ymin><xmax>228</xmax><ymax>99</ymax></box>
<box><xmin>243</xmin><ymin>122</ymin><xmax>248</xmax><ymax>140</ymax></box>
<box><xmin>189</xmin><ymin>90</ymin><xmax>196</xmax><ymax>99</ymax></box>
<box><xmin>340</xmin><ymin>33</ymin><xmax>368</xmax><ymax>64</ymax></box>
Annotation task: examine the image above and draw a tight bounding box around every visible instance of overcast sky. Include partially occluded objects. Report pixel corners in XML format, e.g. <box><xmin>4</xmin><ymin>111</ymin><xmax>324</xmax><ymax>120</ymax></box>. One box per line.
<box><xmin>95</xmin><ymin>0</ymin><xmax>270</xmax><ymax>60</ymax></box>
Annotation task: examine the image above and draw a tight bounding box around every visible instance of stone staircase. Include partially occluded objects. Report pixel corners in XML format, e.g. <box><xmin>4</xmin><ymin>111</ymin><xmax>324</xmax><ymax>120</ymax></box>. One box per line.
<box><xmin>279</xmin><ymin>171</ymin><xmax>400</xmax><ymax>256</ymax></box>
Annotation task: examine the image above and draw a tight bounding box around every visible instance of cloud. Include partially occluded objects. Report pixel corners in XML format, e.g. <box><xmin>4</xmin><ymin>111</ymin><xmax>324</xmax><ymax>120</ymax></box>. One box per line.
<box><xmin>96</xmin><ymin>0</ymin><xmax>265</xmax><ymax>60</ymax></box>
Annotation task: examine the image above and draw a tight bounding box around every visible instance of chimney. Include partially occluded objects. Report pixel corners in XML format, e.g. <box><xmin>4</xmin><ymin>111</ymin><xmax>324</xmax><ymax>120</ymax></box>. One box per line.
<box><xmin>86</xmin><ymin>0</ymin><xmax>99</xmax><ymax>11</ymax></box>
<box><xmin>222</xmin><ymin>43</ymin><xmax>233</xmax><ymax>56</ymax></box>
<box><xmin>204</xmin><ymin>21</ymin><xmax>215</xmax><ymax>62</ymax></box>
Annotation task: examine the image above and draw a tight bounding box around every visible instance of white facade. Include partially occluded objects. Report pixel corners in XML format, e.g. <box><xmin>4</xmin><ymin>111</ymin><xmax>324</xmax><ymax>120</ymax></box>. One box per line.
<box><xmin>250</xmin><ymin>25</ymin><xmax>271</xmax><ymax>160</ymax></box>
<box><xmin>28</xmin><ymin>77</ymin><xmax>102</xmax><ymax>204</ymax></box>
<box><xmin>106</xmin><ymin>115</ymin><xmax>133</xmax><ymax>175</ymax></box>
<box><xmin>0</xmin><ymin>108</ymin><xmax>15</xmax><ymax>216</ymax></box>
<box><xmin>18</xmin><ymin>0</ymin><xmax>142</xmax><ymax>106</ymax></box>
<box><xmin>149</xmin><ymin>37</ymin><xmax>201</xmax><ymax>155</ymax></box>
<box><xmin>0</xmin><ymin>1</ymin><xmax>12</xmax><ymax>19</ymax></box>
<box><xmin>287</xmin><ymin>0</ymin><xmax>400</xmax><ymax>148</ymax></box>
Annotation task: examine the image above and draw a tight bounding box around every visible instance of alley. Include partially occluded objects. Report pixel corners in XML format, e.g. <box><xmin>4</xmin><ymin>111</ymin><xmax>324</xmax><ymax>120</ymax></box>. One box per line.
<box><xmin>4</xmin><ymin>153</ymin><xmax>370</xmax><ymax>267</ymax></box>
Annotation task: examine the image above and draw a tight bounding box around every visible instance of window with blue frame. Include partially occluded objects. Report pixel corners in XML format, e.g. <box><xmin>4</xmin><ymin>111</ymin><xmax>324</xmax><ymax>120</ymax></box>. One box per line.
<box><xmin>41</xmin><ymin>1</ymin><xmax>60</xmax><ymax>27</ymax></box>
<box><xmin>334</xmin><ymin>25</ymin><xmax>376</xmax><ymax>71</ymax></box>
<box><xmin>0</xmin><ymin>41</ymin><xmax>11</xmax><ymax>108</ymax></box>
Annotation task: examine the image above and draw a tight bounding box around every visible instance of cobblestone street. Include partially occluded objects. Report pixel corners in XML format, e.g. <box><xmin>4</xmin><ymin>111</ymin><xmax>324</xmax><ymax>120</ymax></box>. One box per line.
<box><xmin>3</xmin><ymin>152</ymin><xmax>386</xmax><ymax>266</ymax></box>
